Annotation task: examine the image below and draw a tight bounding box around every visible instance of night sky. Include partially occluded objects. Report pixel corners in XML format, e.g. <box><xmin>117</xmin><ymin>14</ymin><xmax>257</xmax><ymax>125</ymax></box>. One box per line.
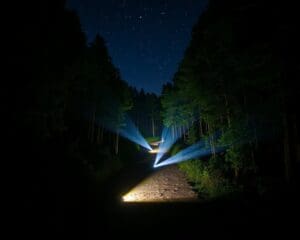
<box><xmin>66</xmin><ymin>0</ymin><xmax>208</xmax><ymax>94</ymax></box>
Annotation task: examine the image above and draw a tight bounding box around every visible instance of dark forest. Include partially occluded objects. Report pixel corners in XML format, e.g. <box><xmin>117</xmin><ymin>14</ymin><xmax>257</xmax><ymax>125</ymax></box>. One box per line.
<box><xmin>7</xmin><ymin>0</ymin><xmax>299</xmax><ymax>238</ymax></box>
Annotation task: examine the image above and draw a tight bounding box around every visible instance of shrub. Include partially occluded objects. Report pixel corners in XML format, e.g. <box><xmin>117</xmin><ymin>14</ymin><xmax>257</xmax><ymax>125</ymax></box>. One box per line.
<box><xmin>179</xmin><ymin>159</ymin><xmax>235</xmax><ymax>199</ymax></box>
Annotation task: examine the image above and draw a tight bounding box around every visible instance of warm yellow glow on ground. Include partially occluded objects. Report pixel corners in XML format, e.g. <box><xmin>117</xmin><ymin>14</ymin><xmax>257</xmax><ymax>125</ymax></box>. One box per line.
<box><xmin>121</xmin><ymin>166</ymin><xmax>198</xmax><ymax>202</ymax></box>
<box><xmin>149</xmin><ymin>148</ymin><xmax>167</xmax><ymax>154</ymax></box>
<box><xmin>150</xmin><ymin>139</ymin><xmax>164</xmax><ymax>146</ymax></box>
<box><xmin>149</xmin><ymin>148</ymin><xmax>160</xmax><ymax>154</ymax></box>
<box><xmin>122</xmin><ymin>194</ymin><xmax>137</xmax><ymax>202</ymax></box>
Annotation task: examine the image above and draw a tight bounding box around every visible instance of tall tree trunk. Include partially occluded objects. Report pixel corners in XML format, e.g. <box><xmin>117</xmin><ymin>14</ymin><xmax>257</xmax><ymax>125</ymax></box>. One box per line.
<box><xmin>253</xmin><ymin>125</ymin><xmax>258</xmax><ymax>149</ymax></box>
<box><xmin>88</xmin><ymin>118</ymin><xmax>91</xmax><ymax>141</ymax></box>
<box><xmin>100</xmin><ymin>125</ymin><xmax>104</xmax><ymax>143</ymax></box>
<box><xmin>199</xmin><ymin>118</ymin><xmax>203</xmax><ymax>138</ymax></box>
<box><xmin>115</xmin><ymin>132</ymin><xmax>119</xmax><ymax>155</ymax></box>
<box><xmin>251</xmin><ymin>146</ymin><xmax>256</xmax><ymax>173</ymax></box>
<box><xmin>137</xmin><ymin>117</ymin><xmax>139</xmax><ymax>131</ymax></box>
<box><xmin>283</xmin><ymin>113</ymin><xmax>292</xmax><ymax>184</ymax></box>
<box><xmin>234</xmin><ymin>168</ymin><xmax>239</xmax><ymax>181</ymax></box>
<box><xmin>151</xmin><ymin>116</ymin><xmax>155</xmax><ymax>137</ymax></box>
<box><xmin>212</xmin><ymin>135</ymin><xmax>216</xmax><ymax>158</ymax></box>
<box><xmin>292</xmin><ymin>115</ymin><xmax>300</xmax><ymax>165</ymax></box>
<box><xmin>96</xmin><ymin>125</ymin><xmax>101</xmax><ymax>144</ymax></box>
<box><xmin>206</xmin><ymin>121</ymin><xmax>209</xmax><ymax>134</ymax></box>
<box><xmin>90</xmin><ymin>109</ymin><xmax>96</xmax><ymax>143</ymax></box>
<box><xmin>244</xmin><ymin>94</ymin><xmax>249</xmax><ymax>125</ymax></box>
<box><xmin>224</xmin><ymin>94</ymin><xmax>231</xmax><ymax>128</ymax></box>
<box><xmin>179</xmin><ymin>125</ymin><xmax>182</xmax><ymax>138</ymax></box>
<box><xmin>172</xmin><ymin>125</ymin><xmax>175</xmax><ymax>140</ymax></box>
<box><xmin>207</xmin><ymin>122</ymin><xmax>215</xmax><ymax>157</ymax></box>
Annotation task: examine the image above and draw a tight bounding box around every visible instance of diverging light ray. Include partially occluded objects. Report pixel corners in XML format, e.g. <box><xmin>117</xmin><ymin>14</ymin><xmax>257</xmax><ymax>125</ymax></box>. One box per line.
<box><xmin>154</xmin><ymin>126</ymin><xmax>183</xmax><ymax>165</ymax></box>
<box><xmin>154</xmin><ymin>146</ymin><xmax>225</xmax><ymax>168</ymax></box>
<box><xmin>119</xmin><ymin>116</ymin><xmax>152</xmax><ymax>151</ymax></box>
<box><xmin>154</xmin><ymin>133</ymin><xmax>227</xmax><ymax>168</ymax></box>
<box><xmin>84</xmin><ymin>95</ymin><xmax>152</xmax><ymax>150</ymax></box>
<box><xmin>97</xmin><ymin>110</ymin><xmax>152</xmax><ymax>151</ymax></box>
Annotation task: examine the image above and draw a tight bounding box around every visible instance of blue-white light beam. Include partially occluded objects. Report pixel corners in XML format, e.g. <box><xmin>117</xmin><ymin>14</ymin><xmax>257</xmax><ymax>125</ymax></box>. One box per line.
<box><xmin>154</xmin><ymin>127</ymin><xmax>183</xmax><ymax>165</ymax></box>
<box><xmin>119</xmin><ymin>117</ymin><xmax>152</xmax><ymax>151</ymax></box>
<box><xmin>154</xmin><ymin>140</ymin><xmax>226</xmax><ymax>168</ymax></box>
<box><xmin>98</xmin><ymin>111</ymin><xmax>152</xmax><ymax>151</ymax></box>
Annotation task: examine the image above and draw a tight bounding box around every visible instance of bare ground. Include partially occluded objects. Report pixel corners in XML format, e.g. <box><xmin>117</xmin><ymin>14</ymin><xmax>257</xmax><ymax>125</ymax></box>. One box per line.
<box><xmin>122</xmin><ymin>165</ymin><xmax>198</xmax><ymax>202</ymax></box>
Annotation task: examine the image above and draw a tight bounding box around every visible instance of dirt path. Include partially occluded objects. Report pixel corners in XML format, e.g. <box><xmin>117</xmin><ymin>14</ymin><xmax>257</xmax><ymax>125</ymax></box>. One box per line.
<box><xmin>122</xmin><ymin>165</ymin><xmax>198</xmax><ymax>202</ymax></box>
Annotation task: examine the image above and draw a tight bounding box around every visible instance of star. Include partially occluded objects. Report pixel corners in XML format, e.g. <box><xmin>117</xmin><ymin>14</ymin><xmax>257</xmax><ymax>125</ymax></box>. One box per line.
<box><xmin>121</xmin><ymin>0</ymin><xmax>127</xmax><ymax>8</ymax></box>
<box><xmin>67</xmin><ymin>0</ymin><xmax>208</xmax><ymax>94</ymax></box>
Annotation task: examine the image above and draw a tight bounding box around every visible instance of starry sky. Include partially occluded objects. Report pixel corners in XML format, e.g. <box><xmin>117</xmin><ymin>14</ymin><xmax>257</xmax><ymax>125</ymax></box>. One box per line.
<box><xmin>66</xmin><ymin>0</ymin><xmax>208</xmax><ymax>94</ymax></box>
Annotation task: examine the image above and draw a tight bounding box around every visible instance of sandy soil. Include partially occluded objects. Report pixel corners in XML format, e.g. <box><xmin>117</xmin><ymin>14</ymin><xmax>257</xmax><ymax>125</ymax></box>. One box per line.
<box><xmin>122</xmin><ymin>165</ymin><xmax>198</xmax><ymax>202</ymax></box>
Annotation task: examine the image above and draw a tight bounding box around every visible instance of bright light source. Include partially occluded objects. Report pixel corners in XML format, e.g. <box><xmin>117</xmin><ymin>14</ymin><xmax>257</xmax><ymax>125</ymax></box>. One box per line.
<box><xmin>122</xmin><ymin>193</ymin><xmax>137</xmax><ymax>202</ymax></box>
<box><xmin>149</xmin><ymin>149</ymin><xmax>159</xmax><ymax>154</ymax></box>
<box><xmin>149</xmin><ymin>148</ymin><xmax>167</xmax><ymax>154</ymax></box>
<box><xmin>122</xmin><ymin>188</ymin><xmax>151</xmax><ymax>202</ymax></box>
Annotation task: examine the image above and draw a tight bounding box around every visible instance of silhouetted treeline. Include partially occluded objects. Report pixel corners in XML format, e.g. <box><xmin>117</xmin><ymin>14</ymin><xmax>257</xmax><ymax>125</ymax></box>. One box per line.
<box><xmin>161</xmin><ymin>0</ymin><xmax>299</xmax><ymax>198</ymax></box>
<box><xmin>129</xmin><ymin>88</ymin><xmax>162</xmax><ymax>138</ymax></box>
<box><xmin>7</xmin><ymin>0</ymin><xmax>146</xmax><ymax>232</ymax></box>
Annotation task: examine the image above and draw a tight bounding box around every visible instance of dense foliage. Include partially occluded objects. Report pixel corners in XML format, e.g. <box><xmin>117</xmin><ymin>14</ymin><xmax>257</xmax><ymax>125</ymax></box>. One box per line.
<box><xmin>161</xmin><ymin>0</ymin><xmax>299</xmax><ymax>198</ymax></box>
<box><xmin>8</xmin><ymin>1</ymin><xmax>163</xmax><ymax>220</ymax></box>
<box><xmin>129</xmin><ymin>88</ymin><xmax>161</xmax><ymax>137</ymax></box>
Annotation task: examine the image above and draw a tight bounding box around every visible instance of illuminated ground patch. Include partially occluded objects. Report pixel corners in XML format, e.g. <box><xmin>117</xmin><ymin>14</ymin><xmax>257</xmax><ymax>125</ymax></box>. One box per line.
<box><xmin>122</xmin><ymin>165</ymin><xmax>198</xmax><ymax>202</ymax></box>
<box><xmin>150</xmin><ymin>139</ymin><xmax>164</xmax><ymax>147</ymax></box>
<box><xmin>148</xmin><ymin>148</ymin><xmax>167</xmax><ymax>154</ymax></box>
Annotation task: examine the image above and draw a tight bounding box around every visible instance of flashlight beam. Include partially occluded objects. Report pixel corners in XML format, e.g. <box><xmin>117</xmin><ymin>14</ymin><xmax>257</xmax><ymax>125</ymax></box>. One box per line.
<box><xmin>154</xmin><ymin>137</ymin><xmax>227</xmax><ymax>168</ymax></box>
<box><xmin>155</xmin><ymin>127</ymin><xmax>183</xmax><ymax>165</ymax></box>
<box><xmin>100</xmin><ymin>114</ymin><xmax>152</xmax><ymax>151</ymax></box>
<box><xmin>154</xmin><ymin>146</ymin><xmax>225</xmax><ymax>168</ymax></box>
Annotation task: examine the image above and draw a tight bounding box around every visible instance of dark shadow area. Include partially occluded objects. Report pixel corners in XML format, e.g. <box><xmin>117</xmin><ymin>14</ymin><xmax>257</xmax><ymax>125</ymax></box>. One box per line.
<box><xmin>7</xmin><ymin>0</ymin><xmax>299</xmax><ymax>239</ymax></box>
<box><xmin>94</xmin><ymin>184</ymin><xmax>300</xmax><ymax>238</ymax></box>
